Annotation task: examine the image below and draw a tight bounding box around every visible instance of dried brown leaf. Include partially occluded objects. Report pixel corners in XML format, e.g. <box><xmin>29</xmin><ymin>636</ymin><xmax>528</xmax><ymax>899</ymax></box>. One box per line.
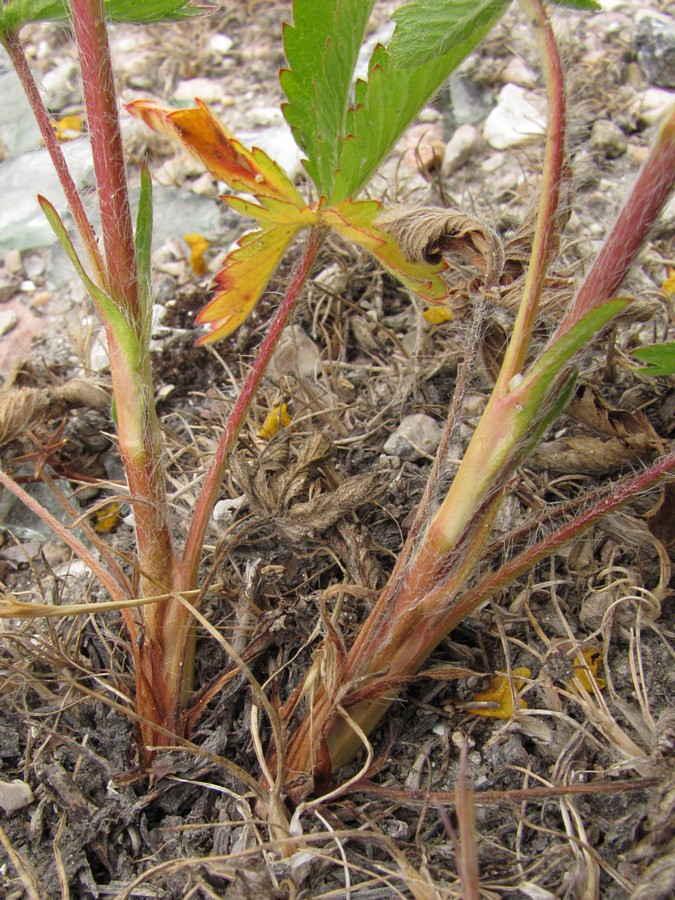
<box><xmin>532</xmin><ymin>434</ymin><xmax>657</xmax><ymax>475</ymax></box>
<box><xmin>378</xmin><ymin>206</ymin><xmax>505</xmax><ymax>288</ymax></box>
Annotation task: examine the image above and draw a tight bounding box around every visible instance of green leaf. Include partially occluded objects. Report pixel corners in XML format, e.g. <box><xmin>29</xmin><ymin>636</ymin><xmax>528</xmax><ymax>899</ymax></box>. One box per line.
<box><xmin>0</xmin><ymin>0</ymin><xmax>205</xmax><ymax>37</ymax></box>
<box><xmin>332</xmin><ymin>1</ymin><xmax>510</xmax><ymax>202</ymax></box>
<box><xmin>520</xmin><ymin>299</ymin><xmax>628</xmax><ymax>412</ymax></box>
<box><xmin>134</xmin><ymin>162</ymin><xmax>154</xmax><ymax>330</ymax></box>
<box><xmin>38</xmin><ymin>195</ymin><xmax>140</xmax><ymax>365</ymax></box>
<box><xmin>281</xmin><ymin>0</ymin><xmax>375</xmax><ymax>197</ymax></box>
<box><xmin>550</xmin><ymin>0</ymin><xmax>600</xmax><ymax>9</ymax></box>
<box><xmin>632</xmin><ymin>341</ymin><xmax>675</xmax><ymax>376</ymax></box>
<box><xmin>388</xmin><ymin>0</ymin><xmax>510</xmax><ymax>70</ymax></box>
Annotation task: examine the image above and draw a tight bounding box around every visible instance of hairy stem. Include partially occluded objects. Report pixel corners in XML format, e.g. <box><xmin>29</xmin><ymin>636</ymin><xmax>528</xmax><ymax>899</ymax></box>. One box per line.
<box><xmin>70</xmin><ymin>0</ymin><xmax>138</xmax><ymax>315</ymax></box>
<box><xmin>180</xmin><ymin>228</ymin><xmax>325</xmax><ymax>587</ymax></box>
<box><xmin>557</xmin><ymin>102</ymin><xmax>675</xmax><ymax>338</ymax></box>
<box><xmin>498</xmin><ymin>0</ymin><xmax>566</xmax><ymax>385</ymax></box>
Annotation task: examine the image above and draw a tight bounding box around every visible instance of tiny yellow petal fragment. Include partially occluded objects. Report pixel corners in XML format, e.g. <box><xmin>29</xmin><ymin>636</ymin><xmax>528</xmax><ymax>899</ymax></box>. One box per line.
<box><xmin>424</xmin><ymin>306</ymin><xmax>453</xmax><ymax>325</ymax></box>
<box><xmin>53</xmin><ymin>114</ymin><xmax>84</xmax><ymax>142</ymax></box>
<box><xmin>662</xmin><ymin>267</ymin><xmax>675</xmax><ymax>297</ymax></box>
<box><xmin>570</xmin><ymin>649</ymin><xmax>605</xmax><ymax>693</ymax></box>
<box><xmin>258</xmin><ymin>404</ymin><xmax>291</xmax><ymax>440</ymax></box>
<box><xmin>91</xmin><ymin>502</ymin><xmax>122</xmax><ymax>535</ymax></box>
<box><xmin>465</xmin><ymin>667</ymin><xmax>531</xmax><ymax>718</ymax></box>
<box><xmin>184</xmin><ymin>233</ymin><xmax>210</xmax><ymax>276</ymax></box>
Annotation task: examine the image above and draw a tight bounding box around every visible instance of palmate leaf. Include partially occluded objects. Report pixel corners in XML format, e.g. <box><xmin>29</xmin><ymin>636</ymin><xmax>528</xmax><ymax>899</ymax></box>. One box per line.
<box><xmin>132</xmin><ymin>98</ymin><xmax>450</xmax><ymax>342</ymax></box>
<box><xmin>331</xmin><ymin>1</ymin><xmax>510</xmax><ymax>203</ymax></box>
<box><xmin>0</xmin><ymin>0</ymin><xmax>205</xmax><ymax>37</ymax></box>
<box><xmin>280</xmin><ymin>0</ymin><xmax>375</xmax><ymax>198</ymax></box>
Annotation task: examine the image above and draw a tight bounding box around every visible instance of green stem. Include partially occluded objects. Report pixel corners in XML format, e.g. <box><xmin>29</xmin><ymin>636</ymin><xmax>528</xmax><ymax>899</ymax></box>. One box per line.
<box><xmin>2</xmin><ymin>30</ymin><xmax>105</xmax><ymax>285</ymax></box>
<box><xmin>69</xmin><ymin>0</ymin><xmax>138</xmax><ymax>315</ymax></box>
<box><xmin>497</xmin><ymin>0</ymin><xmax>566</xmax><ymax>387</ymax></box>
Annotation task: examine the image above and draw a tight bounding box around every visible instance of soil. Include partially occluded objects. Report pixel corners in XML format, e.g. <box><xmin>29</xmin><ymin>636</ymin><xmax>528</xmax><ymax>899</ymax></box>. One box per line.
<box><xmin>0</xmin><ymin>2</ymin><xmax>674</xmax><ymax>898</ymax></box>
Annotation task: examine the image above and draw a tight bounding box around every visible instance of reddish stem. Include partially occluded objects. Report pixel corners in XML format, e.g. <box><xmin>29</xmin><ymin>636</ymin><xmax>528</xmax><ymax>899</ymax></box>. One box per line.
<box><xmin>498</xmin><ymin>0</ymin><xmax>566</xmax><ymax>385</ymax></box>
<box><xmin>557</xmin><ymin>103</ymin><xmax>675</xmax><ymax>338</ymax></box>
<box><xmin>70</xmin><ymin>0</ymin><xmax>138</xmax><ymax>315</ymax></box>
<box><xmin>179</xmin><ymin>228</ymin><xmax>324</xmax><ymax>587</ymax></box>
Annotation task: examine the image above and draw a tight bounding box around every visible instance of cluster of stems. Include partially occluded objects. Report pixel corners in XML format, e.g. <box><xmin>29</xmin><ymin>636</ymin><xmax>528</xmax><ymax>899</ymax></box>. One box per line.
<box><xmin>1</xmin><ymin>0</ymin><xmax>673</xmax><ymax>805</ymax></box>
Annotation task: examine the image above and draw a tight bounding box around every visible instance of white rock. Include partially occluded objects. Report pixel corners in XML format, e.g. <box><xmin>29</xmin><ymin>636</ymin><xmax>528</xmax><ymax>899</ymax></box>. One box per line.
<box><xmin>631</xmin><ymin>87</ymin><xmax>675</xmax><ymax>126</ymax></box>
<box><xmin>173</xmin><ymin>78</ymin><xmax>225</xmax><ymax>105</ymax></box>
<box><xmin>271</xmin><ymin>325</ymin><xmax>322</xmax><ymax>380</ymax></box>
<box><xmin>502</xmin><ymin>58</ymin><xmax>537</xmax><ymax>88</ymax></box>
<box><xmin>213</xmin><ymin>495</ymin><xmax>246</xmax><ymax>524</ymax></box>
<box><xmin>442</xmin><ymin>124</ymin><xmax>480</xmax><ymax>176</ymax></box>
<box><xmin>0</xmin><ymin>309</ymin><xmax>18</xmax><ymax>336</ymax></box>
<box><xmin>209</xmin><ymin>33</ymin><xmax>234</xmax><ymax>55</ymax></box>
<box><xmin>483</xmin><ymin>84</ymin><xmax>546</xmax><ymax>150</ymax></box>
<box><xmin>0</xmin><ymin>779</ymin><xmax>33</xmax><ymax>814</ymax></box>
<box><xmin>383</xmin><ymin>414</ymin><xmax>443</xmax><ymax>460</ymax></box>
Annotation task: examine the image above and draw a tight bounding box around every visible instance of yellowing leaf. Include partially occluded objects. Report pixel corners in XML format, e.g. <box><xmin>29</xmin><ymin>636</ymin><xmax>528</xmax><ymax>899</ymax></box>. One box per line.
<box><xmin>53</xmin><ymin>114</ymin><xmax>84</xmax><ymax>142</ymax></box>
<box><xmin>464</xmin><ymin>667</ymin><xmax>531</xmax><ymax>719</ymax></box>
<box><xmin>323</xmin><ymin>198</ymin><xmax>449</xmax><ymax>304</ymax></box>
<box><xmin>662</xmin><ymin>267</ymin><xmax>675</xmax><ymax>297</ymax></box>
<box><xmin>195</xmin><ymin>224</ymin><xmax>302</xmax><ymax>344</ymax></box>
<box><xmin>258</xmin><ymin>404</ymin><xmax>292</xmax><ymax>440</ymax></box>
<box><xmin>126</xmin><ymin>99</ymin><xmax>305</xmax><ymax>205</ymax></box>
<box><xmin>570</xmin><ymin>648</ymin><xmax>605</xmax><ymax>693</ymax></box>
<box><xmin>183</xmin><ymin>233</ymin><xmax>210</xmax><ymax>275</ymax></box>
<box><xmin>224</xmin><ymin>195</ymin><xmax>318</xmax><ymax>228</ymax></box>
<box><xmin>424</xmin><ymin>306</ymin><xmax>453</xmax><ymax>324</ymax></box>
<box><xmin>90</xmin><ymin>501</ymin><xmax>122</xmax><ymax>535</ymax></box>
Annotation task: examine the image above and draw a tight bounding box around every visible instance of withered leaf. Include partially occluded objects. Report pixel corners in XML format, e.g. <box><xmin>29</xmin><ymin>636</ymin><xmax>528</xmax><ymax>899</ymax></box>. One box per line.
<box><xmin>276</xmin><ymin>472</ymin><xmax>381</xmax><ymax>542</ymax></box>
<box><xmin>531</xmin><ymin>434</ymin><xmax>657</xmax><ymax>475</ymax></box>
<box><xmin>378</xmin><ymin>206</ymin><xmax>504</xmax><ymax>290</ymax></box>
<box><xmin>569</xmin><ymin>384</ymin><xmax>661</xmax><ymax>442</ymax></box>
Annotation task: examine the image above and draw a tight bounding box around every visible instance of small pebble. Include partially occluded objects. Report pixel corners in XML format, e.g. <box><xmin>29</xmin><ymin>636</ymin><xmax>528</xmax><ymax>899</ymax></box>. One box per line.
<box><xmin>589</xmin><ymin>119</ymin><xmax>627</xmax><ymax>158</ymax></box>
<box><xmin>442</xmin><ymin>123</ymin><xmax>479</xmax><ymax>176</ymax></box>
<box><xmin>209</xmin><ymin>33</ymin><xmax>234</xmax><ymax>56</ymax></box>
<box><xmin>383</xmin><ymin>414</ymin><xmax>443</xmax><ymax>460</ymax></box>
<box><xmin>0</xmin><ymin>309</ymin><xmax>18</xmax><ymax>335</ymax></box>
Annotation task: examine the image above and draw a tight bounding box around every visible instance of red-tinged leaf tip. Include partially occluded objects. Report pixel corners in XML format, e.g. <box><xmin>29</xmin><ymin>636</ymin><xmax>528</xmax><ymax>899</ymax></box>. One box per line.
<box><xmin>127</xmin><ymin>98</ymin><xmax>304</xmax><ymax>206</ymax></box>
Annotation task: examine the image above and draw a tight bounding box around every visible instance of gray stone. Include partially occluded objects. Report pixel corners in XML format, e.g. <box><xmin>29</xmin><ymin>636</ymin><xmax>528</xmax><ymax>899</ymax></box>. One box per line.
<box><xmin>589</xmin><ymin>119</ymin><xmax>627</xmax><ymax>159</ymax></box>
<box><xmin>636</xmin><ymin>13</ymin><xmax>675</xmax><ymax>89</ymax></box>
<box><xmin>0</xmin><ymin>141</ymin><xmax>95</xmax><ymax>254</ymax></box>
<box><xmin>448</xmin><ymin>72</ymin><xmax>493</xmax><ymax>127</ymax></box>
<box><xmin>0</xmin><ymin>49</ymin><xmax>41</xmax><ymax>157</ymax></box>
<box><xmin>383</xmin><ymin>414</ymin><xmax>443</xmax><ymax>460</ymax></box>
<box><xmin>442</xmin><ymin>124</ymin><xmax>480</xmax><ymax>176</ymax></box>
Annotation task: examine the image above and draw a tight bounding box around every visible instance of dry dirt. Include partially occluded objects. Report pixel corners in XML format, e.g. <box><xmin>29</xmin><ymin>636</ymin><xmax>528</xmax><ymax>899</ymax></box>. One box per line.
<box><xmin>0</xmin><ymin>2</ymin><xmax>674</xmax><ymax>898</ymax></box>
